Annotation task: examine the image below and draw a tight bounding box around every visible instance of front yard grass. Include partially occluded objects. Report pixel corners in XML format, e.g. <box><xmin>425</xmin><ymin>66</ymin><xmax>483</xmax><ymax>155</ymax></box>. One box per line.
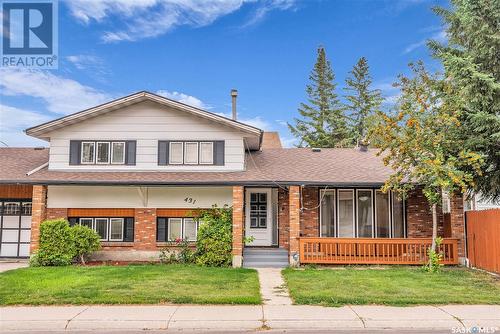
<box><xmin>0</xmin><ymin>264</ymin><xmax>261</xmax><ymax>305</ymax></box>
<box><xmin>283</xmin><ymin>266</ymin><xmax>500</xmax><ymax>307</ymax></box>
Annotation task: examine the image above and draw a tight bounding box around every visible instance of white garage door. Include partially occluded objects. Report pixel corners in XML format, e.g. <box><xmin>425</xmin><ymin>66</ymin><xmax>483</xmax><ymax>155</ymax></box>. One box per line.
<box><xmin>0</xmin><ymin>201</ymin><xmax>32</xmax><ymax>258</ymax></box>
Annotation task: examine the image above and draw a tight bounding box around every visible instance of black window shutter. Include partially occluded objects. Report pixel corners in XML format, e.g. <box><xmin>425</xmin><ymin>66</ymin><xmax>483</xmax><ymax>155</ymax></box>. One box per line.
<box><xmin>125</xmin><ymin>141</ymin><xmax>136</xmax><ymax>165</ymax></box>
<box><xmin>69</xmin><ymin>141</ymin><xmax>81</xmax><ymax>165</ymax></box>
<box><xmin>124</xmin><ymin>217</ymin><xmax>135</xmax><ymax>242</ymax></box>
<box><xmin>157</xmin><ymin>218</ymin><xmax>167</xmax><ymax>242</ymax></box>
<box><xmin>158</xmin><ymin>141</ymin><xmax>169</xmax><ymax>165</ymax></box>
<box><xmin>68</xmin><ymin>217</ymin><xmax>78</xmax><ymax>227</ymax></box>
<box><xmin>214</xmin><ymin>141</ymin><xmax>225</xmax><ymax>166</ymax></box>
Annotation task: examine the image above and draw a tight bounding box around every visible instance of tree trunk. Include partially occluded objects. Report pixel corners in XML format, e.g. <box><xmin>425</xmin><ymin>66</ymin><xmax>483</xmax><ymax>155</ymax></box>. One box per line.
<box><xmin>80</xmin><ymin>254</ymin><xmax>86</xmax><ymax>266</ymax></box>
<box><xmin>431</xmin><ymin>203</ymin><xmax>438</xmax><ymax>251</ymax></box>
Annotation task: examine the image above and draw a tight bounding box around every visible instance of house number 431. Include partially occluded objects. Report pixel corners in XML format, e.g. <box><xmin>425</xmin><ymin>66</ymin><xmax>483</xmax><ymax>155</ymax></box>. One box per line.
<box><xmin>184</xmin><ymin>197</ymin><xmax>196</xmax><ymax>204</ymax></box>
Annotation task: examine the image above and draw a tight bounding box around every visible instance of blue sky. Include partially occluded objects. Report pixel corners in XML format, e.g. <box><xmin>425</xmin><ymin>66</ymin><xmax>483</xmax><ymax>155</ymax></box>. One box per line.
<box><xmin>0</xmin><ymin>0</ymin><xmax>448</xmax><ymax>147</ymax></box>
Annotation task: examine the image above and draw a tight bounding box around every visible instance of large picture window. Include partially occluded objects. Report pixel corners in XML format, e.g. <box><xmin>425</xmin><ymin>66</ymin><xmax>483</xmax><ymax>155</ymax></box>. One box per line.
<box><xmin>319</xmin><ymin>188</ymin><xmax>405</xmax><ymax>239</ymax></box>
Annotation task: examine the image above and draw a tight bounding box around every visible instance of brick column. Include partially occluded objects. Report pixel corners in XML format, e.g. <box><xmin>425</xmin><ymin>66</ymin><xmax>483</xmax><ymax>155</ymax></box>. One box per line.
<box><xmin>232</xmin><ymin>186</ymin><xmax>244</xmax><ymax>268</ymax></box>
<box><xmin>30</xmin><ymin>185</ymin><xmax>47</xmax><ymax>252</ymax></box>
<box><xmin>134</xmin><ymin>208</ymin><xmax>157</xmax><ymax>250</ymax></box>
<box><xmin>289</xmin><ymin>185</ymin><xmax>300</xmax><ymax>266</ymax></box>
<box><xmin>450</xmin><ymin>193</ymin><xmax>466</xmax><ymax>262</ymax></box>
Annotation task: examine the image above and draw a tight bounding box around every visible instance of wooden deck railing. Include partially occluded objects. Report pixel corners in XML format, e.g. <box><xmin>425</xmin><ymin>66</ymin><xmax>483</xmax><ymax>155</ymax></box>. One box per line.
<box><xmin>299</xmin><ymin>238</ymin><xmax>459</xmax><ymax>265</ymax></box>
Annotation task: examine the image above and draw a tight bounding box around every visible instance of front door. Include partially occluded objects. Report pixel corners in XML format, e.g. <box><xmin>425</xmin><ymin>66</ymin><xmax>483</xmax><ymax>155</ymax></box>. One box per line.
<box><xmin>245</xmin><ymin>188</ymin><xmax>273</xmax><ymax>246</ymax></box>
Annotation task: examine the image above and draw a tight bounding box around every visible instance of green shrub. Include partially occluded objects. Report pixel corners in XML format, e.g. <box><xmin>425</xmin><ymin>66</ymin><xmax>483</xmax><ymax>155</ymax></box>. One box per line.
<box><xmin>36</xmin><ymin>219</ymin><xmax>75</xmax><ymax>266</ymax></box>
<box><xmin>72</xmin><ymin>225</ymin><xmax>101</xmax><ymax>265</ymax></box>
<box><xmin>195</xmin><ymin>206</ymin><xmax>232</xmax><ymax>267</ymax></box>
<box><xmin>159</xmin><ymin>238</ymin><xmax>195</xmax><ymax>264</ymax></box>
<box><xmin>423</xmin><ymin>237</ymin><xmax>444</xmax><ymax>273</ymax></box>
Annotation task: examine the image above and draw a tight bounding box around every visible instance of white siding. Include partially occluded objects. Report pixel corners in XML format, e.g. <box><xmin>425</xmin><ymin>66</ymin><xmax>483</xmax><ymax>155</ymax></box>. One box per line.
<box><xmin>47</xmin><ymin>101</ymin><xmax>246</xmax><ymax>171</ymax></box>
<box><xmin>47</xmin><ymin>186</ymin><xmax>232</xmax><ymax>209</ymax></box>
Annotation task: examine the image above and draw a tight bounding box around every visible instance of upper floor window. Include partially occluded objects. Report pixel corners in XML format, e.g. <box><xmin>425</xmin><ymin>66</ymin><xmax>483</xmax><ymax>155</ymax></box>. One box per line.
<box><xmin>158</xmin><ymin>140</ymin><xmax>224</xmax><ymax>166</ymax></box>
<box><xmin>70</xmin><ymin>140</ymin><xmax>136</xmax><ymax>166</ymax></box>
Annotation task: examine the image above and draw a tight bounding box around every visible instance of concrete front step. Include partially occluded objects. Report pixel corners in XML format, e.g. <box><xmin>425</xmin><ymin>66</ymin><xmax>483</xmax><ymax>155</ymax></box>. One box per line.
<box><xmin>243</xmin><ymin>247</ymin><xmax>289</xmax><ymax>268</ymax></box>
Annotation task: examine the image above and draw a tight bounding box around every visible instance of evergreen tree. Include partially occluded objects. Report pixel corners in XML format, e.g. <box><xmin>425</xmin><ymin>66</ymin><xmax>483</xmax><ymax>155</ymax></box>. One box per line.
<box><xmin>288</xmin><ymin>46</ymin><xmax>350</xmax><ymax>147</ymax></box>
<box><xmin>429</xmin><ymin>0</ymin><xmax>500</xmax><ymax>200</ymax></box>
<box><xmin>343</xmin><ymin>57</ymin><xmax>383</xmax><ymax>146</ymax></box>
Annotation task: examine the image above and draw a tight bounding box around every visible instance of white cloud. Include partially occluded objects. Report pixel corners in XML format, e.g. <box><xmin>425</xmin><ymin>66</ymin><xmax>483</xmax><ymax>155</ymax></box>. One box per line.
<box><xmin>239</xmin><ymin>116</ymin><xmax>271</xmax><ymax>130</ymax></box>
<box><xmin>0</xmin><ymin>69</ymin><xmax>111</xmax><ymax>114</ymax></box>
<box><xmin>64</xmin><ymin>0</ymin><xmax>297</xmax><ymax>42</ymax></box>
<box><xmin>403</xmin><ymin>30</ymin><xmax>447</xmax><ymax>54</ymax></box>
<box><xmin>280</xmin><ymin>136</ymin><xmax>298</xmax><ymax>148</ymax></box>
<box><xmin>66</xmin><ymin>54</ymin><xmax>103</xmax><ymax>70</ymax></box>
<box><xmin>375</xmin><ymin>81</ymin><xmax>400</xmax><ymax>105</ymax></box>
<box><xmin>241</xmin><ymin>0</ymin><xmax>295</xmax><ymax>28</ymax></box>
<box><xmin>0</xmin><ymin>104</ymin><xmax>51</xmax><ymax>146</ymax></box>
<box><xmin>156</xmin><ymin>90</ymin><xmax>208</xmax><ymax>109</ymax></box>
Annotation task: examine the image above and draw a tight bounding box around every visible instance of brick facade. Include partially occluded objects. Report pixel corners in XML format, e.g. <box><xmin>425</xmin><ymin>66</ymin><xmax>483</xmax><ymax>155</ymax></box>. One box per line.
<box><xmin>406</xmin><ymin>187</ymin><xmax>445</xmax><ymax>238</ymax></box>
<box><xmin>232</xmin><ymin>186</ymin><xmax>244</xmax><ymax>267</ymax></box>
<box><xmin>450</xmin><ymin>192</ymin><xmax>466</xmax><ymax>258</ymax></box>
<box><xmin>46</xmin><ymin>208</ymin><xmax>68</xmax><ymax>220</ymax></box>
<box><xmin>20</xmin><ymin>183</ymin><xmax>467</xmax><ymax>263</ymax></box>
<box><xmin>288</xmin><ymin>185</ymin><xmax>300</xmax><ymax>265</ymax></box>
<box><xmin>278</xmin><ymin>188</ymin><xmax>290</xmax><ymax>250</ymax></box>
<box><xmin>30</xmin><ymin>185</ymin><xmax>47</xmax><ymax>252</ymax></box>
<box><xmin>133</xmin><ymin>208</ymin><xmax>157</xmax><ymax>250</ymax></box>
<box><xmin>300</xmin><ymin>187</ymin><xmax>319</xmax><ymax>237</ymax></box>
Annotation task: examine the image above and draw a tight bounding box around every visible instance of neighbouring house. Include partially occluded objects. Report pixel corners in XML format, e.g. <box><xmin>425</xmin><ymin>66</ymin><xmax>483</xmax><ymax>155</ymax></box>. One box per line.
<box><xmin>0</xmin><ymin>91</ymin><xmax>466</xmax><ymax>267</ymax></box>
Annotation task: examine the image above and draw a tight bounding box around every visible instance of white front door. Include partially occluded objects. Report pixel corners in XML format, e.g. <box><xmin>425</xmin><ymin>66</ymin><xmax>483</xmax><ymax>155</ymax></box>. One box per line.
<box><xmin>245</xmin><ymin>188</ymin><xmax>273</xmax><ymax>246</ymax></box>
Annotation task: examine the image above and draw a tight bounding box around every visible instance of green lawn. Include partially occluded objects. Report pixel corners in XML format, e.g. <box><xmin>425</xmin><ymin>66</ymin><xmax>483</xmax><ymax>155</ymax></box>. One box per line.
<box><xmin>0</xmin><ymin>264</ymin><xmax>261</xmax><ymax>305</ymax></box>
<box><xmin>283</xmin><ymin>266</ymin><xmax>500</xmax><ymax>307</ymax></box>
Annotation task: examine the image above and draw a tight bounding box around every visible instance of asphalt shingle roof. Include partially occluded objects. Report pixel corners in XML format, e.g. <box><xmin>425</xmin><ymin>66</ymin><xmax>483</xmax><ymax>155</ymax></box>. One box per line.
<box><xmin>0</xmin><ymin>147</ymin><xmax>392</xmax><ymax>186</ymax></box>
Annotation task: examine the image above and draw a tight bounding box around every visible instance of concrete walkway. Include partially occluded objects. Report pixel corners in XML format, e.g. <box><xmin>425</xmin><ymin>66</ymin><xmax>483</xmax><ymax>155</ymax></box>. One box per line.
<box><xmin>0</xmin><ymin>260</ymin><xmax>28</xmax><ymax>273</ymax></box>
<box><xmin>1</xmin><ymin>305</ymin><xmax>499</xmax><ymax>331</ymax></box>
<box><xmin>256</xmin><ymin>268</ymin><xmax>292</xmax><ymax>305</ymax></box>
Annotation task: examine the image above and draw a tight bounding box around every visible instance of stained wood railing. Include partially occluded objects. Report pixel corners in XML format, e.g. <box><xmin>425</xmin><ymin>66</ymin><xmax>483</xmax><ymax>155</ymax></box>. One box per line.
<box><xmin>299</xmin><ymin>238</ymin><xmax>459</xmax><ymax>265</ymax></box>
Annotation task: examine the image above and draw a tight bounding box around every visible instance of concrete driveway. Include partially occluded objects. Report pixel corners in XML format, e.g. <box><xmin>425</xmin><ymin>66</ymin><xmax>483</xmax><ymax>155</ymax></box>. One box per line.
<box><xmin>0</xmin><ymin>260</ymin><xmax>28</xmax><ymax>273</ymax></box>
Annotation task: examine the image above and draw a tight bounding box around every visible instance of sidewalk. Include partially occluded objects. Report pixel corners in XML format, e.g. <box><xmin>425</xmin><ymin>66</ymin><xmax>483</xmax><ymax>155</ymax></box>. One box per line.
<box><xmin>1</xmin><ymin>305</ymin><xmax>499</xmax><ymax>331</ymax></box>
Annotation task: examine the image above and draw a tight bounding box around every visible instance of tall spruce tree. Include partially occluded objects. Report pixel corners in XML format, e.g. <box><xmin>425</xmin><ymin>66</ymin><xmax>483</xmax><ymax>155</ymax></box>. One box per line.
<box><xmin>343</xmin><ymin>57</ymin><xmax>383</xmax><ymax>146</ymax></box>
<box><xmin>429</xmin><ymin>0</ymin><xmax>500</xmax><ymax>200</ymax></box>
<box><xmin>288</xmin><ymin>46</ymin><xmax>350</xmax><ymax>147</ymax></box>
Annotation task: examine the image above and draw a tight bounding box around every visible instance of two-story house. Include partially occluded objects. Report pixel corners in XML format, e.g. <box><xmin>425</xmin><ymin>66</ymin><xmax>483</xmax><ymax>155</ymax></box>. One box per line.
<box><xmin>0</xmin><ymin>91</ymin><xmax>467</xmax><ymax>267</ymax></box>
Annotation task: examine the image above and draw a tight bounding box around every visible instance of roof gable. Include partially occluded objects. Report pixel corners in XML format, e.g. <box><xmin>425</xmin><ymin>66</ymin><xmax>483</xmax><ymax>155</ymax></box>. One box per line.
<box><xmin>25</xmin><ymin>91</ymin><xmax>262</xmax><ymax>145</ymax></box>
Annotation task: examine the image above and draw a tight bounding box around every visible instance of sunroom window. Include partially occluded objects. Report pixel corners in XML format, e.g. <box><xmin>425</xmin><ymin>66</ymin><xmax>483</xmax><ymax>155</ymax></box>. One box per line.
<box><xmin>320</xmin><ymin>189</ymin><xmax>405</xmax><ymax>238</ymax></box>
<box><xmin>357</xmin><ymin>190</ymin><xmax>373</xmax><ymax>237</ymax></box>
